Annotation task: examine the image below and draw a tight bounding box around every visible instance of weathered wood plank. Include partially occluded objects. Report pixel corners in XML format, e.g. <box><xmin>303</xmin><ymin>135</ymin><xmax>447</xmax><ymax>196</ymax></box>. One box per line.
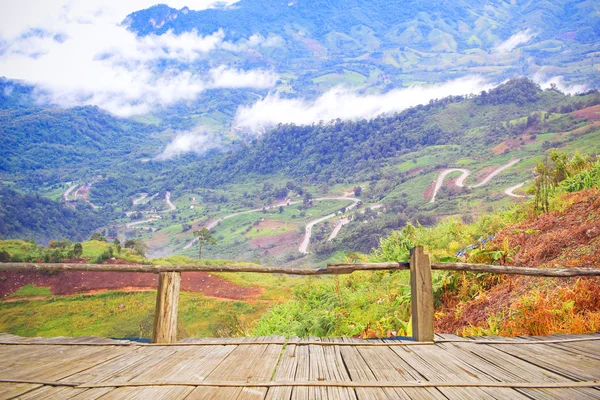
<box><xmin>338</xmin><ymin>337</ymin><xmax>398</xmax><ymax>400</ymax></box>
<box><xmin>185</xmin><ymin>337</ymin><xmax>282</xmax><ymax>399</ymax></box>
<box><xmin>152</xmin><ymin>271</ymin><xmax>181</xmax><ymax>344</ymax></box>
<box><xmin>351</xmin><ymin>338</ymin><xmax>443</xmax><ymax>400</ymax></box>
<box><xmin>265</xmin><ymin>337</ymin><xmax>300</xmax><ymax>400</ymax></box>
<box><xmin>3</xmin><ymin>261</ymin><xmax>599</xmax><ymax>276</ymax></box>
<box><xmin>388</xmin><ymin>343</ymin><xmax>503</xmax><ymax>399</ymax></box>
<box><xmin>410</xmin><ymin>246</ymin><xmax>434</xmax><ymax>342</ymax></box>
<box><xmin>1</xmin><ymin>335</ymin><xmax>599</xmax><ymax>399</ymax></box>
<box><xmin>454</xmin><ymin>340</ymin><xmax>600</xmax><ymax>399</ymax></box>
<box><xmin>0</xmin><ymin>382</ymin><xmax>41</xmax><ymax>400</ymax></box>
<box><xmin>490</xmin><ymin>341</ymin><xmax>600</xmax><ymax>381</ymax></box>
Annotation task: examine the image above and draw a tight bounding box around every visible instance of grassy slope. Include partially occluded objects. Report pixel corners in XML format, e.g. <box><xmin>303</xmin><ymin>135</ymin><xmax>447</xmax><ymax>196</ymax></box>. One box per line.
<box><xmin>0</xmin><ymin>240</ymin><xmax>299</xmax><ymax>338</ymax></box>
<box><xmin>253</xmin><ymin>162</ymin><xmax>600</xmax><ymax>338</ymax></box>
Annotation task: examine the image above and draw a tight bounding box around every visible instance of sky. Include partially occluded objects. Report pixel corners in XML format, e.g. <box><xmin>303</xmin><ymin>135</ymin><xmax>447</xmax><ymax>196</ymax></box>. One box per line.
<box><xmin>0</xmin><ymin>0</ymin><xmax>280</xmax><ymax>116</ymax></box>
<box><xmin>0</xmin><ymin>0</ymin><xmax>587</xmax><ymax>143</ymax></box>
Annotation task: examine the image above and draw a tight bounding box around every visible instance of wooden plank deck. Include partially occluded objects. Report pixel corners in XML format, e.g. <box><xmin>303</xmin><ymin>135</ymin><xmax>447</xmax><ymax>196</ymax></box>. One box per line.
<box><xmin>0</xmin><ymin>333</ymin><xmax>599</xmax><ymax>399</ymax></box>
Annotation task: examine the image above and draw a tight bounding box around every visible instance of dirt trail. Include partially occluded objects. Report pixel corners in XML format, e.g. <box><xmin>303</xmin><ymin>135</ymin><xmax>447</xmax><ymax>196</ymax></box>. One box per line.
<box><xmin>133</xmin><ymin>193</ymin><xmax>148</xmax><ymax>205</ymax></box>
<box><xmin>63</xmin><ymin>183</ymin><xmax>78</xmax><ymax>201</ymax></box>
<box><xmin>430</xmin><ymin>159</ymin><xmax>521</xmax><ymax>203</ymax></box>
<box><xmin>299</xmin><ymin>197</ymin><xmax>360</xmax><ymax>254</ymax></box>
<box><xmin>183</xmin><ymin>197</ymin><xmax>360</xmax><ymax>253</ymax></box>
<box><xmin>504</xmin><ymin>182</ymin><xmax>528</xmax><ymax>198</ymax></box>
<box><xmin>328</xmin><ymin>217</ymin><xmax>350</xmax><ymax>241</ymax></box>
<box><xmin>165</xmin><ymin>191</ymin><xmax>176</xmax><ymax>211</ymax></box>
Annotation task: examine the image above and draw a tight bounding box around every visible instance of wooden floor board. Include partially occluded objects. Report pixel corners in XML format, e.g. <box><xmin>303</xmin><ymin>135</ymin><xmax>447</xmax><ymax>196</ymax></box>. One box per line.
<box><xmin>1</xmin><ymin>334</ymin><xmax>599</xmax><ymax>399</ymax></box>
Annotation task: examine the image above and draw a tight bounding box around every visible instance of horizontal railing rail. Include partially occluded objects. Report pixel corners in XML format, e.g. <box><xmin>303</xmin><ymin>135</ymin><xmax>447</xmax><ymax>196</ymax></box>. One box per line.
<box><xmin>1</xmin><ymin>262</ymin><xmax>598</xmax><ymax>277</ymax></box>
<box><xmin>1</xmin><ymin>247</ymin><xmax>598</xmax><ymax>343</ymax></box>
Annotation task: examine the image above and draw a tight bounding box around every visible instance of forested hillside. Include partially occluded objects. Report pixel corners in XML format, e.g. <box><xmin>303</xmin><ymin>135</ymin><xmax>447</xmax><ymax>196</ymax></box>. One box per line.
<box><xmin>164</xmin><ymin>79</ymin><xmax>600</xmax><ymax>188</ymax></box>
<box><xmin>0</xmin><ymin>186</ymin><xmax>111</xmax><ymax>244</ymax></box>
<box><xmin>126</xmin><ymin>0</ymin><xmax>600</xmax><ymax>94</ymax></box>
<box><xmin>255</xmin><ymin>152</ymin><xmax>600</xmax><ymax>338</ymax></box>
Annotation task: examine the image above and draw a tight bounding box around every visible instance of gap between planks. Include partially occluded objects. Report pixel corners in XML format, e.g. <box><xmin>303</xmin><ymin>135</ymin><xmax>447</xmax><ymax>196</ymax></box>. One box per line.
<box><xmin>1</xmin><ymin>378</ymin><xmax>599</xmax><ymax>389</ymax></box>
<box><xmin>1</xmin><ymin>336</ymin><xmax>599</xmax><ymax>346</ymax></box>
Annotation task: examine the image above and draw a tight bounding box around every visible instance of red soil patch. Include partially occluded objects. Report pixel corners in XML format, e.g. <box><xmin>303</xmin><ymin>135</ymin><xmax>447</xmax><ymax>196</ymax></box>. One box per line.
<box><xmin>76</xmin><ymin>184</ymin><xmax>91</xmax><ymax>201</ymax></box>
<box><xmin>423</xmin><ymin>181</ymin><xmax>435</xmax><ymax>201</ymax></box>
<box><xmin>406</xmin><ymin>166</ymin><xmax>426</xmax><ymax>177</ymax></box>
<box><xmin>0</xmin><ymin>264</ymin><xmax>262</xmax><ymax>301</ymax></box>
<box><xmin>473</xmin><ymin>165</ymin><xmax>497</xmax><ymax>181</ymax></box>
<box><xmin>573</xmin><ymin>104</ymin><xmax>600</xmax><ymax>121</ymax></box>
<box><xmin>435</xmin><ymin>188</ymin><xmax>600</xmax><ymax>335</ymax></box>
<box><xmin>250</xmin><ymin>230</ymin><xmax>301</xmax><ymax>255</ymax></box>
<box><xmin>491</xmin><ymin>135</ymin><xmax>536</xmax><ymax>155</ymax></box>
<box><xmin>445</xmin><ymin>178</ymin><xmax>463</xmax><ymax>196</ymax></box>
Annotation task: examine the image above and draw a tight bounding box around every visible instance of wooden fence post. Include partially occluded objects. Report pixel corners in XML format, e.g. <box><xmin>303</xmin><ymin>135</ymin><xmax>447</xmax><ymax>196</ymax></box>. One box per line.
<box><xmin>410</xmin><ymin>246</ymin><xmax>434</xmax><ymax>342</ymax></box>
<box><xmin>152</xmin><ymin>271</ymin><xmax>181</xmax><ymax>344</ymax></box>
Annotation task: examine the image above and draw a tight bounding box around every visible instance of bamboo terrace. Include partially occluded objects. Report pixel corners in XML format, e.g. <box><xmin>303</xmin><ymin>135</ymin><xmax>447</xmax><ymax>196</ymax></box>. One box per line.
<box><xmin>0</xmin><ymin>247</ymin><xmax>599</xmax><ymax>399</ymax></box>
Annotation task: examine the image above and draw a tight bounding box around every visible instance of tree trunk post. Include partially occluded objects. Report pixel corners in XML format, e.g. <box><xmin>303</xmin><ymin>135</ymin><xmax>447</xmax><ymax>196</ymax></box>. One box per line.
<box><xmin>152</xmin><ymin>271</ymin><xmax>181</xmax><ymax>344</ymax></box>
<box><xmin>410</xmin><ymin>246</ymin><xmax>434</xmax><ymax>342</ymax></box>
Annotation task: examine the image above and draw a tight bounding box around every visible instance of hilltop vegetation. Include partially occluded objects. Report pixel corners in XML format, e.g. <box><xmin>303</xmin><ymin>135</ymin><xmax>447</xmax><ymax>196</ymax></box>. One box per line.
<box><xmin>0</xmin><ymin>186</ymin><xmax>112</xmax><ymax>245</ymax></box>
<box><xmin>255</xmin><ymin>152</ymin><xmax>600</xmax><ymax>337</ymax></box>
<box><xmin>127</xmin><ymin>0</ymin><xmax>600</xmax><ymax>96</ymax></box>
<box><xmin>0</xmin><ymin>152</ymin><xmax>598</xmax><ymax>339</ymax></box>
<box><xmin>3</xmin><ymin>78</ymin><xmax>600</xmax><ymax>264</ymax></box>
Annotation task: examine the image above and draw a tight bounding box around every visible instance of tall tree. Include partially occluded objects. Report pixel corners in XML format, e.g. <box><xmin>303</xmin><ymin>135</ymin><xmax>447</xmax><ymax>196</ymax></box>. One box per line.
<box><xmin>193</xmin><ymin>228</ymin><xmax>217</xmax><ymax>259</ymax></box>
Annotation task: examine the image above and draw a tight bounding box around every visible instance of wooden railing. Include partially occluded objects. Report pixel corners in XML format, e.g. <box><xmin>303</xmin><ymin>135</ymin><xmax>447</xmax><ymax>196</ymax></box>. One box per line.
<box><xmin>1</xmin><ymin>246</ymin><xmax>599</xmax><ymax>343</ymax></box>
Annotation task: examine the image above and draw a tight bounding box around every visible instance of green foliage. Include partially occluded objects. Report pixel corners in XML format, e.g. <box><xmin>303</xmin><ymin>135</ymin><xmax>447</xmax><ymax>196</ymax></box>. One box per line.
<box><xmin>254</xmin><ymin>272</ymin><xmax>413</xmax><ymax>337</ymax></box>
<box><xmin>89</xmin><ymin>232</ymin><xmax>106</xmax><ymax>242</ymax></box>
<box><xmin>0</xmin><ymin>250</ymin><xmax>10</xmax><ymax>262</ymax></box>
<box><xmin>0</xmin><ymin>103</ymin><xmax>160</xmax><ymax>176</ymax></box>
<box><xmin>0</xmin><ymin>185</ymin><xmax>111</xmax><ymax>245</ymax></box>
<box><xmin>193</xmin><ymin>228</ymin><xmax>217</xmax><ymax>259</ymax></box>
<box><xmin>124</xmin><ymin>239</ymin><xmax>148</xmax><ymax>258</ymax></box>
<box><xmin>532</xmin><ymin>151</ymin><xmax>599</xmax><ymax>213</ymax></box>
<box><xmin>73</xmin><ymin>243</ymin><xmax>83</xmax><ymax>258</ymax></box>
<box><xmin>12</xmin><ymin>284</ymin><xmax>53</xmax><ymax>298</ymax></box>
<box><xmin>562</xmin><ymin>160</ymin><xmax>600</xmax><ymax>192</ymax></box>
<box><xmin>475</xmin><ymin>78</ymin><xmax>541</xmax><ymax>106</ymax></box>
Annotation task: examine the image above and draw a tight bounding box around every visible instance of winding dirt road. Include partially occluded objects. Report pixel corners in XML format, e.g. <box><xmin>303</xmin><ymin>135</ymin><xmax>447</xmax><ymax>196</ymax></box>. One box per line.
<box><xmin>504</xmin><ymin>181</ymin><xmax>529</xmax><ymax>198</ymax></box>
<box><xmin>165</xmin><ymin>191</ymin><xmax>176</xmax><ymax>211</ymax></box>
<box><xmin>132</xmin><ymin>193</ymin><xmax>148</xmax><ymax>205</ymax></box>
<box><xmin>327</xmin><ymin>217</ymin><xmax>350</xmax><ymax>241</ymax></box>
<box><xmin>430</xmin><ymin>159</ymin><xmax>522</xmax><ymax>203</ymax></box>
<box><xmin>63</xmin><ymin>183</ymin><xmax>78</xmax><ymax>201</ymax></box>
<box><xmin>183</xmin><ymin>197</ymin><xmax>360</xmax><ymax>253</ymax></box>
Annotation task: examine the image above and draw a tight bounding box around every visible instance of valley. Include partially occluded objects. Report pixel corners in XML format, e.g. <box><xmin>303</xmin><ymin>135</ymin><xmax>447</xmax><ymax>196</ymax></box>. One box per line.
<box><xmin>0</xmin><ymin>0</ymin><xmax>599</xmax><ymax>344</ymax></box>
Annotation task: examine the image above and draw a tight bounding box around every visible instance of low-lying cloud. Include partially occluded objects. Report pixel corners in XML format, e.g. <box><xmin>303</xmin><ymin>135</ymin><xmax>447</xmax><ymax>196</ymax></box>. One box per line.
<box><xmin>156</xmin><ymin>127</ymin><xmax>221</xmax><ymax>160</ymax></box>
<box><xmin>533</xmin><ymin>73</ymin><xmax>587</xmax><ymax>95</ymax></box>
<box><xmin>234</xmin><ymin>76</ymin><xmax>494</xmax><ymax>132</ymax></box>
<box><xmin>0</xmin><ymin>0</ymin><xmax>279</xmax><ymax>116</ymax></box>
<box><xmin>494</xmin><ymin>29</ymin><xmax>534</xmax><ymax>53</ymax></box>
<box><xmin>209</xmin><ymin>66</ymin><xmax>278</xmax><ymax>89</ymax></box>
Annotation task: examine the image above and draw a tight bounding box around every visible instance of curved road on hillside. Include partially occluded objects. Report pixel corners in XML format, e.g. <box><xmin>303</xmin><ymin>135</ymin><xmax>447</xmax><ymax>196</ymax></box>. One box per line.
<box><xmin>63</xmin><ymin>183</ymin><xmax>78</xmax><ymax>201</ymax></box>
<box><xmin>165</xmin><ymin>191</ymin><xmax>176</xmax><ymax>211</ymax></box>
<box><xmin>430</xmin><ymin>159</ymin><xmax>522</xmax><ymax>203</ymax></box>
<box><xmin>504</xmin><ymin>181</ymin><xmax>529</xmax><ymax>198</ymax></box>
<box><xmin>182</xmin><ymin>196</ymin><xmax>361</xmax><ymax>253</ymax></box>
<box><xmin>298</xmin><ymin>197</ymin><xmax>360</xmax><ymax>254</ymax></box>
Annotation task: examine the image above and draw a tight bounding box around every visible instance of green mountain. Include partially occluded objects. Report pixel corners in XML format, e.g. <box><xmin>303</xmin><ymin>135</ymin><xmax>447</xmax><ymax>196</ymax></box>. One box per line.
<box><xmin>126</xmin><ymin>0</ymin><xmax>600</xmax><ymax>93</ymax></box>
<box><xmin>0</xmin><ymin>185</ymin><xmax>111</xmax><ymax>245</ymax></box>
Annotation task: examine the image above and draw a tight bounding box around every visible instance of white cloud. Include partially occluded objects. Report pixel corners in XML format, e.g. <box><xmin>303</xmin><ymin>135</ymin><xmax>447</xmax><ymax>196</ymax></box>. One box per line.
<box><xmin>234</xmin><ymin>76</ymin><xmax>493</xmax><ymax>132</ymax></box>
<box><xmin>0</xmin><ymin>1</ymin><xmax>240</xmax><ymax>40</ymax></box>
<box><xmin>156</xmin><ymin>127</ymin><xmax>221</xmax><ymax>160</ymax></box>
<box><xmin>0</xmin><ymin>0</ymin><xmax>279</xmax><ymax>116</ymax></box>
<box><xmin>209</xmin><ymin>66</ymin><xmax>278</xmax><ymax>89</ymax></box>
<box><xmin>494</xmin><ymin>29</ymin><xmax>535</xmax><ymax>53</ymax></box>
<box><xmin>533</xmin><ymin>71</ymin><xmax>587</xmax><ymax>95</ymax></box>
